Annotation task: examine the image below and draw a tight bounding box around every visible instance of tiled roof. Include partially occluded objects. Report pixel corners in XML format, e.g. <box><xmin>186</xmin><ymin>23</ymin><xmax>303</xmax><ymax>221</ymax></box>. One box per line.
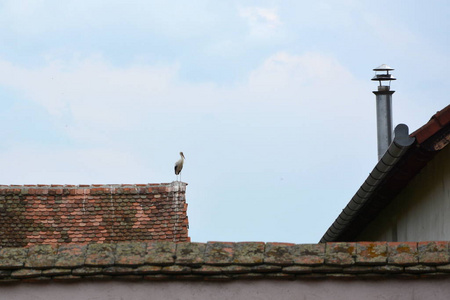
<box><xmin>412</xmin><ymin>104</ymin><xmax>450</xmax><ymax>146</ymax></box>
<box><xmin>0</xmin><ymin>183</ymin><xmax>189</xmax><ymax>247</ymax></box>
<box><xmin>321</xmin><ymin>105</ymin><xmax>450</xmax><ymax>242</ymax></box>
<box><xmin>1</xmin><ymin>241</ymin><xmax>450</xmax><ymax>282</ymax></box>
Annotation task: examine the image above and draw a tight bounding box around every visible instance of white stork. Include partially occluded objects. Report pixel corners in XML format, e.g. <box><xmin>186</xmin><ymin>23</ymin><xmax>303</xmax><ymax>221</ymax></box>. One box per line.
<box><xmin>174</xmin><ymin>152</ymin><xmax>185</xmax><ymax>181</ymax></box>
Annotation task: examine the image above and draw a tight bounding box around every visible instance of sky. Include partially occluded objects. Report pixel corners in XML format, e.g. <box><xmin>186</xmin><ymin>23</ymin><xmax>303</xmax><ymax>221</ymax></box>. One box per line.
<box><xmin>0</xmin><ymin>0</ymin><xmax>448</xmax><ymax>244</ymax></box>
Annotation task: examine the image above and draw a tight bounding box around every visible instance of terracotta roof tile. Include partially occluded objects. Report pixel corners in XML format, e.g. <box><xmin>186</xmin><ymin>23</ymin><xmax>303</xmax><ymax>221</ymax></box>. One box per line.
<box><xmin>115</xmin><ymin>242</ymin><xmax>147</xmax><ymax>266</ymax></box>
<box><xmin>264</xmin><ymin>243</ymin><xmax>295</xmax><ymax>266</ymax></box>
<box><xmin>55</xmin><ymin>244</ymin><xmax>87</xmax><ymax>268</ymax></box>
<box><xmin>233</xmin><ymin>242</ymin><xmax>265</xmax><ymax>265</ymax></box>
<box><xmin>204</xmin><ymin>242</ymin><xmax>234</xmax><ymax>265</ymax></box>
<box><xmin>388</xmin><ymin>242</ymin><xmax>418</xmax><ymax>266</ymax></box>
<box><xmin>145</xmin><ymin>241</ymin><xmax>176</xmax><ymax>265</ymax></box>
<box><xmin>25</xmin><ymin>245</ymin><xmax>57</xmax><ymax>268</ymax></box>
<box><xmin>356</xmin><ymin>242</ymin><xmax>387</xmax><ymax>265</ymax></box>
<box><xmin>418</xmin><ymin>241</ymin><xmax>450</xmax><ymax>264</ymax></box>
<box><xmin>85</xmin><ymin>243</ymin><xmax>116</xmax><ymax>267</ymax></box>
<box><xmin>412</xmin><ymin>105</ymin><xmax>450</xmax><ymax>144</ymax></box>
<box><xmin>0</xmin><ymin>182</ymin><xmax>189</xmax><ymax>247</ymax></box>
<box><xmin>291</xmin><ymin>243</ymin><xmax>325</xmax><ymax>265</ymax></box>
<box><xmin>176</xmin><ymin>242</ymin><xmax>206</xmax><ymax>266</ymax></box>
<box><xmin>0</xmin><ymin>247</ymin><xmax>28</xmax><ymax>269</ymax></box>
<box><xmin>325</xmin><ymin>242</ymin><xmax>356</xmax><ymax>266</ymax></box>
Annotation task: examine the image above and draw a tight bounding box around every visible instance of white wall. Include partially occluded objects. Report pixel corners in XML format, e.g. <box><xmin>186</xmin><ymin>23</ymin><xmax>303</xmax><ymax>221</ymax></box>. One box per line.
<box><xmin>357</xmin><ymin>145</ymin><xmax>450</xmax><ymax>241</ymax></box>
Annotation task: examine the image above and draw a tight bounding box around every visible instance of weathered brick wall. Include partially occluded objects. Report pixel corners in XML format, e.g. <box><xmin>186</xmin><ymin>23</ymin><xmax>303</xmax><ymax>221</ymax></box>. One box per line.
<box><xmin>0</xmin><ymin>183</ymin><xmax>189</xmax><ymax>247</ymax></box>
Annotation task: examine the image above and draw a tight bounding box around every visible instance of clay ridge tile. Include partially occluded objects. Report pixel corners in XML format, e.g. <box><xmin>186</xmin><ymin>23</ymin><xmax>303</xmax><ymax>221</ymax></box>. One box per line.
<box><xmin>1</xmin><ymin>241</ymin><xmax>450</xmax><ymax>282</ymax></box>
<box><xmin>412</xmin><ymin>104</ymin><xmax>450</xmax><ymax>144</ymax></box>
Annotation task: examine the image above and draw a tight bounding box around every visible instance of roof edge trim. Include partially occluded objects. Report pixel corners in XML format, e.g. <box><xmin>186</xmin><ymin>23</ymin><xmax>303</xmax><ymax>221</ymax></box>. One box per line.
<box><xmin>319</xmin><ymin>124</ymin><xmax>415</xmax><ymax>243</ymax></box>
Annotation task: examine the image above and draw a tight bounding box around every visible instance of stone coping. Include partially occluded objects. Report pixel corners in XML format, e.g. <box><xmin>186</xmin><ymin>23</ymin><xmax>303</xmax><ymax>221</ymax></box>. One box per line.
<box><xmin>1</xmin><ymin>241</ymin><xmax>450</xmax><ymax>282</ymax></box>
<box><xmin>0</xmin><ymin>182</ymin><xmax>187</xmax><ymax>195</ymax></box>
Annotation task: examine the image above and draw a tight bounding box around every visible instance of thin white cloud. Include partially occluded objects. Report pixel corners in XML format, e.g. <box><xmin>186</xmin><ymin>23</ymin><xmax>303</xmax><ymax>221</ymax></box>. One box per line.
<box><xmin>238</xmin><ymin>6</ymin><xmax>283</xmax><ymax>38</ymax></box>
<box><xmin>0</xmin><ymin>0</ymin><xmax>225</xmax><ymax>39</ymax></box>
<box><xmin>0</xmin><ymin>56</ymin><xmax>178</xmax><ymax>119</ymax></box>
<box><xmin>0</xmin><ymin>51</ymin><xmax>369</xmax><ymax>132</ymax></box>
<box><xmin>244</xmin><ymin>51</ymin><xmax>369</xmax><ymax>116</ymax></box>
<box><xmin>0</xmin><ymin>52</ymin><xmax>364</xmax><ymax>120</ymax></box>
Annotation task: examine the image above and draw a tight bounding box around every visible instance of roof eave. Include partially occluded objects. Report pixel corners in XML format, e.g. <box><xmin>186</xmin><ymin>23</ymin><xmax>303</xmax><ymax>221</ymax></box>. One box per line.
<box><xmin>320</xmin><ymin>124</ymin><xmax>415</xmax><ymax>243</ymax></box>
<box><xmin>320</xmin><ymin>105</ymin><xmax>450</xmax><ymax>243</ymax></box>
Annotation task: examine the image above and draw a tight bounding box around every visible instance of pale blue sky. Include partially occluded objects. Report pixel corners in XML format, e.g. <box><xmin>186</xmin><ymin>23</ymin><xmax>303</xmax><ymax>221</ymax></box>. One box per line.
<box><xmin>0</xmin><ymin>0</ymin><xmax>448</xmax><ymax>243</ymax></box>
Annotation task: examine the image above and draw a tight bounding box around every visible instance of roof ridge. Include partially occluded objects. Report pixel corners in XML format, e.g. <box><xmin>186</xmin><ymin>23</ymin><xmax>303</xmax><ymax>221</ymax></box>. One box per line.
<box><xmin>411</xmin><ymin>104</ymin><xmax>450</xmax><ymax>144</ymax></box>
<box><xmin>0</xmin><ymin>183</ymin><xmax>179</xmax><ymax>189</ymax></box>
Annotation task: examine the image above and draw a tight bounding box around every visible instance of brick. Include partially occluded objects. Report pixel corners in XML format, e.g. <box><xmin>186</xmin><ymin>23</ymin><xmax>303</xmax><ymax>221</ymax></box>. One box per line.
<box><xmin>356</xmin><ymin>242</ymin><xmax>387</xmax><ymax>265</ymax></box>
<box><xmin>291</xmin><ymin>243</ymin><xmax>325</xmax><ymax>265</ymax></box>
<box><xmin>233</xmin><ymin>242</ymin><xmax>265</xmax><ymax>265</ymax></box>
<box><xmin>264</xmin><ymin>243</ymin><xmax>294</xmax><ymax>266</ymax></box>
<box><xmin>325</xmin><ymin>242</ymin><xmax>356</xmax><ymax>266</ymax></box>
<box><xmin>204</xmin><ymin>242</ymin><xmax>234</xmax><ymax>265</ymax></box>
<box><xmin>25</xmin><ymin>244</ymin><xmax>58</xmax><ymax>268</ymax></box>
<box><xmin>388</xmin><ymin>242</ymin><xmax>418</xmax><ymax>265</ymax></box>
<box><xmin>418</xmin><ymin>241</ymin><xmax>449</xmax><ymax>265</ymax></box>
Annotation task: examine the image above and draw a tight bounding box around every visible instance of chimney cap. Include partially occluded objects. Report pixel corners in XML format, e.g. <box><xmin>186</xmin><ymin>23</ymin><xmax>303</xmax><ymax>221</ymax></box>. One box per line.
<box><xmin>371</xmin><ymin>74</ymin><xmax>396</xmax><ymax>81</ymax></box>
<box><xmin>373</xmin><ymin>64</ymin><xmax>394</xmax><ymax>71</ymax></box>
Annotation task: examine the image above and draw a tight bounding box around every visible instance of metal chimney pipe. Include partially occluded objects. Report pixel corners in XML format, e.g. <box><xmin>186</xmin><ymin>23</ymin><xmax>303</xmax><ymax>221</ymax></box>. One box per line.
<box><xmin>372</xmin><ymin>64</ymin><xmax>396</xmax><ymax>160</ymax></box>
